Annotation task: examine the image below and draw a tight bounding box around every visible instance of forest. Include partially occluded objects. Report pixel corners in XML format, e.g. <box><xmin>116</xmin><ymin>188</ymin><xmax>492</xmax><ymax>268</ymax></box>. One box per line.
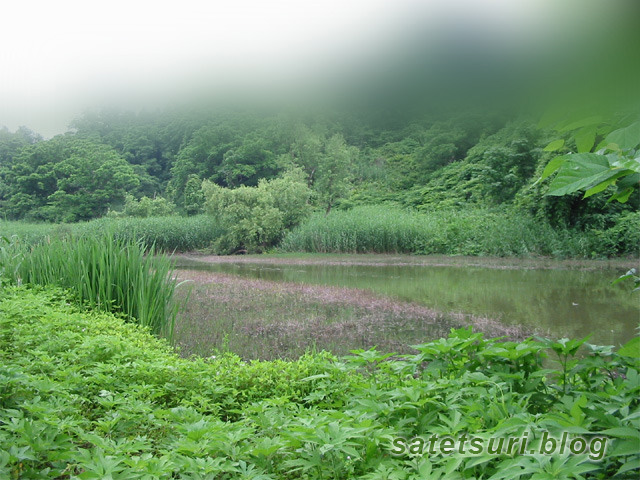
<box><xmin>1</xmin><ymin>107</ymin><xmax>638</xmax><ymax>258</ymax></box>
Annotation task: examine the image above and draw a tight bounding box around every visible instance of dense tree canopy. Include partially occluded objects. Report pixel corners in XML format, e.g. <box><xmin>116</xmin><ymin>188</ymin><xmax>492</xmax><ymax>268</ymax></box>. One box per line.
<box><xmin>0</xmin><ymin>134</ymin><xmax>138</xmax><ymax>222</ymax></box>
<box><xmin>0</xmin><ymin>107</ymin><xmax>637</xmax><ymax>230</ymax></box>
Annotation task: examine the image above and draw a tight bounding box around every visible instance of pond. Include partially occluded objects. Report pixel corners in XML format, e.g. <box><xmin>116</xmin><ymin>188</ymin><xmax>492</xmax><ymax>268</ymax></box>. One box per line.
<box><xmin>174</xmin><ymin>255</ymin><xmax>639</xmax><ymax>351</ymax></box>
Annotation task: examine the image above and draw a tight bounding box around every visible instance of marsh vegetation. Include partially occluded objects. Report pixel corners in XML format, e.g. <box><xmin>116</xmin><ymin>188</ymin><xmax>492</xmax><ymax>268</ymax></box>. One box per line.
<box><xmin>172</xmin><ymin>254</ymin><xmax>639</xmax><ymax>359</ymax></box>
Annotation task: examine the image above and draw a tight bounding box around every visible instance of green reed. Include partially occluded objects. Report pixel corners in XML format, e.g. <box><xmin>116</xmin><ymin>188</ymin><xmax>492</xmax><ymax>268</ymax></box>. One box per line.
<box><xmin>279</xmin><ymin>205</ymin><xmax>610</xmax><ymax>258</ymax></box>
<box><xmin>8</xmin><ymin>233</ymin><xmax>182</xmax><ymax>338</ymax></box>
<box><xmin>0</xmin><ymin>214</ymin><xmax>223</xmax><ymax>253</ymax></box>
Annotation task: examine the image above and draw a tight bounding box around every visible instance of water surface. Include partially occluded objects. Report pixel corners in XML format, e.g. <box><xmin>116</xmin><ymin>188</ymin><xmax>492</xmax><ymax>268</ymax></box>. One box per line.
<box><xmin>175</xmin><ymin>256</ymin><xmax>639</xmax><ymax>346</ymax></box>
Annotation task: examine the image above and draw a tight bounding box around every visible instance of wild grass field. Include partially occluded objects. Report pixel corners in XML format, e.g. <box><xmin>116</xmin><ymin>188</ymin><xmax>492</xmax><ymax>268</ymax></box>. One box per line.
<box><xmin>3</xmin><ymin>206</ymin><xmax>638</xmax><ymax>258</ymax></box>
<box><xmin>0</xmin><ymin>215</ymin><xmax>222</xmax><ymax>253</ymax></box>
<box><xmin>280</xmin><ymin>206</ymin><xmax>640</xmax><ymax>258</ymax></box>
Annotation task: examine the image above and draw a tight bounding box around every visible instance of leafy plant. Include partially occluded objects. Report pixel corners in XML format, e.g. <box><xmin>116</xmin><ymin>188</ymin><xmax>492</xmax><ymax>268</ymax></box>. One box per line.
<box><xmin>2</xmin><ymin>297</ymin><xmax>638</xmax><ymax>479</ymax></box>
<box><xmin>2</xmin><ymin>232</ymin><xmax>182</xmax><ymax>337</ymax></box>
<box><xmin>539</xmin><ymin>117</ymin><xmax>640</xmax><ymax>203</ymax></box>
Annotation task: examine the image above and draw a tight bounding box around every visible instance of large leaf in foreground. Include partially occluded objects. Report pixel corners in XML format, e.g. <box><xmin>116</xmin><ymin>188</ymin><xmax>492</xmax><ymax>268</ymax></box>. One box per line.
<box><xmin>546</xmin><ymin>153</ymin><xmax>621</xmax><ymax>196</ymax></box>
<box><xmin>605</xmin><ymin>121</ymin><xmax>640</xmax><ymax>150</ymax></box>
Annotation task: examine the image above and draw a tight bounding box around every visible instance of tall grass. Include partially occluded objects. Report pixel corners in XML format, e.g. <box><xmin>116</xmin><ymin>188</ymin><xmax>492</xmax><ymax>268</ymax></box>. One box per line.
<box><xmin>2</xmin><ymin>233</ymin><xmax>182</xmax><ymax>337</ymax></box>
<box><xmin>0</xmin><ymin>215</ymin><xmax>223</xmax><ymax>252</ymax></box>
<box><xmin>84</xmin><ymin>215</ymin><xmax>224</xmax><ymax>252</ymax></box>
<box><xmin>280</xmin><ymin>205</ymin><xmax>624</xmax><ymax>258</ymax></box>
<box><xmin>0</xmin><ymin>220</ymin><xmax>62</xmax><ymax>246</ymax></box>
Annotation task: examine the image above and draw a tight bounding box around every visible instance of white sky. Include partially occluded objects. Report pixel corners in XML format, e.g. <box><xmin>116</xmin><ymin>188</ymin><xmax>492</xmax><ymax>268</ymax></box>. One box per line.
<box><xmin>0</xmin><ymin>0</ymin><xmax>564</xmax><ymax>137</ymax></box>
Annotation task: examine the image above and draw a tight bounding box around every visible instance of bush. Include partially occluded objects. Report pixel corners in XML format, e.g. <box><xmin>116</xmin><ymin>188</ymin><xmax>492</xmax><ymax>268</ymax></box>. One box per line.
<box><xmin>203</xmin><ymin>168</ymin><xmax>311</xmax><ymax>253</ymax></box>
<box><xmin>589</xmin><ymin>211</ymin><xmax>640</xmax><ymax>257</ymax></box>
<box><xmin>108</xmin><ymin>193</ymin><xmax>178</xmax><ymax>218</ymax></box>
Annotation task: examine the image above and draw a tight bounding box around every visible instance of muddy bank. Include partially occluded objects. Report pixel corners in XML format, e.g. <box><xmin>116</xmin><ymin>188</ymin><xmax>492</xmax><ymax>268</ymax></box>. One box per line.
<box><xmin>173</xmin><ymin>252</ymin><xmax>637</xmax><ymax>271</ymax></box>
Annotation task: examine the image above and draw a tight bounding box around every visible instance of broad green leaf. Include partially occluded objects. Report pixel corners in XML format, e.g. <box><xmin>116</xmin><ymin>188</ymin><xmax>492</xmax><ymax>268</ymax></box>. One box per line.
<box><xmin>543</xmin><ymin>139</ymin><xmax>564</xmax><ymax>152</ymax></box>
<box><xmin>618</xmin><ymin>172</ymin><xmax>640</xmax><ymax>187</ymax></box>
<box><xmin>607</xmin><ymin>186</ymin><xmax>634</xmax><ymax>204</ymax></box>
<box><xmin>605</xmin><ymin>121</ymin><xmax>640</xmax><ymax>150</ymax></box>
<box><xmin>601</xmin><ymin>427</ymin><xmax>640</xmax><ymax>439</ymax></box>
<box><xmin>537</xmin><ymin>155</ymin><xmax>567</xmax><ymax>183</ymax></box>
<box><xmin>617</xmin><ymin>458</ymin><xmax>640</xmax><ymax>476</ymax></box>
<box><xmin>583</xmin><ymin>171</ymin><xmax>627</xmax><ymax>198</ymax></box>
<box><xmin>608</xmin><ymin>438</ymin><xmax>640</xmax><ymax>457</ymax></box>
<box><xmin>558</xmin><ymin>116</ymin><xmax>603</xmax><ymax>133</ymax></box>
<box><xmin>546</xmin><ymin>153</ymin><xmax>613</xmax><ymax>196</ymax></box>
<box><xmin>610</xmin><ymin>156</ymin><xmax>640</xmax><ymax>172</ymax></box>
<box><xmin>618</xmin><ymin>337</ymin><xmax>640</xmax><ymax>358</ymax></box>
<box><xmin>583</xmin><ymin>179</ymin><xmax>614</xmax><ymax>198</ymax></box>
<box><xmin>574</xmin><ymin>126</ymin><xmax>597</xmax><ymax>153</ymax></box>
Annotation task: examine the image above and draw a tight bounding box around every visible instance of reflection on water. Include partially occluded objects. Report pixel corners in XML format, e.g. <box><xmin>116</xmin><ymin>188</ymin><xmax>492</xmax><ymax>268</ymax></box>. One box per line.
<box><xmin>176</xmin><ymin>258</ymin><xmax>639</xmax><ymax>347</ymax></box>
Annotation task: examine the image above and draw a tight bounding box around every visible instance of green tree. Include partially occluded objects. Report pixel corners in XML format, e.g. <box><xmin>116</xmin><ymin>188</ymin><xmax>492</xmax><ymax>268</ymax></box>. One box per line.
<box><xmin>0</xmin><ymin>127</ymin><xmax>42</xmax><ymax>213</ymax></box>
<box><xmin>1</xmin><ymin>135</ymin><xmax>138</xmax><ymax>222</ymax></box>
<box><xmin>166</xmin><ymin>115</ymin><xmax>267</xmax><ymax>208</ymax></box>
<box><xmin>0</xmin><ymin>126</ymin><xmax>41</xmax><ymax>167</ymax></box>
<box><xmin>183</xmin><ymin>174</ymin><xmax>205</xmax><ymax>215</ymax></box>
<box><xmin>111</xmin><ymin>194</ymin><xmax>177</xmax><ymax>218</ymax></box>
<box><xmin>218</xmin><ymin>134</ymin><xmax>279</xmax><ymax>187</ymax></box>
<box><xmin>410</xmin><ymin>122</ymin><xmax>542</xmax><ymax>209</ymax></box>
<box><xmin>71</xmin><ymin>108</ymin><xmax>199</xmax><ymax>197</ymax></box>
<box><xmin>316</xmin><ymin>134</ymin><xmax>356</xmax><ymax>214</ymax></box>
<box><xmin>288</xmin><ymin>123</ymin><xmax>324</xmax><ymax>186</ymax></box>
<box><xmin>202</xmin><ymin>168</ymin><xmax>311</xmax><ymax>253</ymax></box>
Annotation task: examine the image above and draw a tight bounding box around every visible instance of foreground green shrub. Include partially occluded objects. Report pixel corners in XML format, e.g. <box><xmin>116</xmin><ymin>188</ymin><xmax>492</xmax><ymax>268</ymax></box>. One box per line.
<box><xmin>3</xmin><ymin>234</ymin><xmax>181</xmax><ymax>336</ymax></box>
<box><xmin>0</xmin><ymin>287</ymin><xmax>638</xmax><ymax>479</ymax></box>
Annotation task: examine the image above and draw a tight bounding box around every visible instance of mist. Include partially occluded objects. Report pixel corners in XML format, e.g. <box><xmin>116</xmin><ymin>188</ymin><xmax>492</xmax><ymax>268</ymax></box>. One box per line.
<box><xmin>1</xmin><ymin>0</ymin><xmax>638</xmax><ymax>137</ymax></box>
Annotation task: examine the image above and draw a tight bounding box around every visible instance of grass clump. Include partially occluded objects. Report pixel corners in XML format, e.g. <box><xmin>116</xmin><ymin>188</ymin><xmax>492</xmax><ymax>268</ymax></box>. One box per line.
<box><xmin>280</xmin><ymin>205</ymin><xmax>638</xmax><ymax>258</ymax></box>
<box><xmin>1</xmin><ymin>287</ymin><xmax>638</xmax><ymax>479</ymax></box>
<box><xmin>84</xmin><ymin>215</ymin><xmax>224</xmax><ymax>252</ymax></box>
<box><xmin>1</xmin><ymin>233</ymin><xmax>181</xmax><ymax>337</ymax></box>
<box><xmin>0</xmin><ymin>214</ymin><xmax>223</xmax><ymax>253</ymax></box>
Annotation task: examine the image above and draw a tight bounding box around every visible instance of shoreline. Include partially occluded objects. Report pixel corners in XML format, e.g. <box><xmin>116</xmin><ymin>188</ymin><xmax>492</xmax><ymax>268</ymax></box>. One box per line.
<box><xmin>172</xmin><ymin>252</ymin><xmax>638</xmax><ymax>271</ymax></box>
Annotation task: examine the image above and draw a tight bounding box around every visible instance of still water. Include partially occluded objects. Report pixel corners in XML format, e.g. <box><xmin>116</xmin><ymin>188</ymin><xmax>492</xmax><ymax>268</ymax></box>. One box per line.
<box><xmin>176</xmin><ymin>256</ymin><xmax>639</xmax><ymax>347</ymax></box>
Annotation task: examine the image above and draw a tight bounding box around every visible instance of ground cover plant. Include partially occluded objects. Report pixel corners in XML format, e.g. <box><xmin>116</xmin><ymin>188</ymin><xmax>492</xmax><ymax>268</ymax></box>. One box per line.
<box><xmin>1</xmin><ymin>287</ymin><xmax>638</xmax><ymax>479</ymax></box>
